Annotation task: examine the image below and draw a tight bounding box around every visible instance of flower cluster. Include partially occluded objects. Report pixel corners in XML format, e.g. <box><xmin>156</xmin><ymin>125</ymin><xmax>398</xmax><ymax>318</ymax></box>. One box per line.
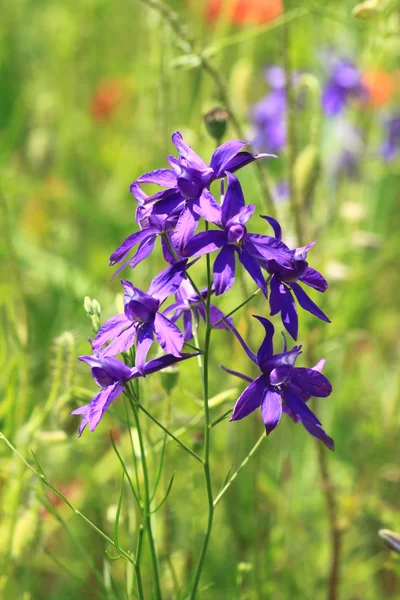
<box><xmin>73</xmin><ymin>132</ymin><xmax>333</xmax><ymax>448</ymax></box>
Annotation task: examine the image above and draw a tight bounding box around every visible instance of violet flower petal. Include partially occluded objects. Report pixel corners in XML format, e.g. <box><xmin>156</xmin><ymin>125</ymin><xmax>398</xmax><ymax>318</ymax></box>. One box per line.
<box><xmin>154</xmin><ymin>312</ymin><xmax>184</xmax><ymax>357</ymax></box>
<box><xmin>147</xmin><ymin>259</ymin><xmax>188</xmax><ymax>304</ymax></box>
<box><xmin>261</xmin><ymin>387</ymin><xmax>282</xmax><ymax>435</ymax></box>
<box><xmin>300</xmin><ymin>267</ymin><xmax>328</xmax><ymax>292</ymax></box>
<box><xmin>221</xmin><ymin>173</ymin><xmax>245</xmax><ymax>226</ymax></box>
<box><xmin>238</xmin><ymin>251</ymin><xmax>268</xmax><ymax>297</ymax></box>
<box><xmin>283</xmin><ymin>386</ymin><xmax>321</xmax><ymax>426</ymax></box>
<box><xmin>136</xmin><ymin>322</ymin><xmax>155</xmax><ymax>374</ymax></box>
<box><xmin>210</xmin><ymin>139</ymin><xmax>247</xmax><ymax>177</ymax></box>
<box><xmin>183</xmin><ymin>230</ymin><xmax>226</xmax><ymax>257</ymax></box>
<box><xmin>260</xmin><ymin>215</ymin><xmax>282</xmax><ymax>240</ymax></box>
<box><xmin>290</xmin><ymin>282</ymin><xmax>330</xmax><ymax>323</ymax></box>
<box><xmin>92</xmin><ymin>314</ymin><xmax>130</xmax><ymax>352</ymax></box>
<box><xmin>214</xmin><ymin>245</ymin><xmax>236</xmax><ymax>296</ymax></box>
<box><xmin>231</xmin><ymin>375</ymin><xmax>267</xmax><ymax>421</ymax></box>
<box><xmin>291</xmin><ymin>367</ymin><xmax>332</xmax><ymax>398</ymax></box>
<box><xmin>100</xmin><ymin>323</ymin><xmax>137</xmax><ymax>358</ymax></box>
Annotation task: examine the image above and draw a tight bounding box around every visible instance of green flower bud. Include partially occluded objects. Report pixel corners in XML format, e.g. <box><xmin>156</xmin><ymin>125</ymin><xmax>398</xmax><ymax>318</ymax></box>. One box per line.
<box><xmin>203</xmin><ymin>108</ymin><xmax>231</xmax><ymax>143</ymax></box>
<box><xmin>92</xmin><ymin>299</ymin><xmax>101</xmax><ymax>316</ymax></box>
<box><xmin>159</xmin><ymin>364</ymin><xmax>179</xmax><ymax>395</ymax></box>
<box><xmin>83</xmin><ymin>296</ymin><xmax>93</xmax><ymax>314</ymax></box>
<box><xmin>91</xmin><ymin>314</ymin><xmax>101</xmax><ymax>333</ymax></box>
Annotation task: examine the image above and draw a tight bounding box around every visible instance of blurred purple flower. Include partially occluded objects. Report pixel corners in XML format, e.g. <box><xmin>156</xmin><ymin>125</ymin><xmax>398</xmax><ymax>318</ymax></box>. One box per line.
<box><xmin>92</xmin><ymin>260</ymin><xmax>188</xmax><ymax>373</ymax></box>
<box><xmin>222</xmin><ymin>316</ymin><xmax>333</xmax><ymax>448</ymax></box>
<box><xmin>322</xmin><ymin>56</ymin><xmax>368</xmax><ymax>116</ymax></box>
<box><xmin>261</xmin><ymin>216</ymin><xmax>330</xmax><ymax>340</ymax></box>
<box><xmin>72</xmin><ymin>352</ymin><xmax>199</xmax><ymax>436</ymax></box>
<box><xmin>183</xmin><ymin>173</ymin><xmax>294</xmax><ymax>296</ymax></box>
<box><xmin>382</xmin><ymin>114</ymin><xmax>400</xmax><ymax>161</ymax></box>
<box><xmin>250</xmin><ymin>66</ymin><xmax>287</xmax><ymax>153</ymax></box>
<box><xmin>163</xmin><ymin>280</ymin><xmax>233</xmax><ymax>342</ymax></box>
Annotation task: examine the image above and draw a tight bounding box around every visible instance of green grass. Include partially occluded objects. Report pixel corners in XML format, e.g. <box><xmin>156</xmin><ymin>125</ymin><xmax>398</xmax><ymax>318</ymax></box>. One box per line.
<box><xmin>1</xmin><ymin>0</ymin><xmax>400</xmax><ymax>598</ymax></box>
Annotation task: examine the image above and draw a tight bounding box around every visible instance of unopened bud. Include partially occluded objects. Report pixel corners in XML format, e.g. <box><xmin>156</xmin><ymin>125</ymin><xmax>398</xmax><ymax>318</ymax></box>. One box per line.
<box><xmin>83</xmin><ymin>296</ymin><xmax>92</xmax><ymax>313</ymax></box>
<box><xmin>352</xmin><ymin>0</ymin><xmax>380</xmax><ymax>19</ymax></box>
<box><xmin>379</xmin><ymin>529</ymin><xmax>400</xmax><ymax>554</ymax></box>
<box><xmin>91</xmin><ymin>314</ymin><xmax>101</xmax><ymax>333</ymax></box>
<box><xmin>92</xmin><ymin>299</ymin><xmax>101</xmax><ymax>316</ymax></box>
<box><xmin>204</xmin><ymin>108</ymin><xmax>231</xmax><ymax>143</ymax></box>
<box><xmin>159</xmin><ymin>364</ymin><xmax>179</xmax><ymax>394</ymax></box>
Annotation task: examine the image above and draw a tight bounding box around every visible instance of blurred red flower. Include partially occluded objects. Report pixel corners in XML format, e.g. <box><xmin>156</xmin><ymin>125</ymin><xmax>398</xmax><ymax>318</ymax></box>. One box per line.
<box><xmin>362</xmin><ymin>70</ymin><xmax>394</xmax><ymax>108</ymax></box>
<box><xmin>89</xmin><ymin>79</ymin><xmax>123</xmax><ymax>121</ymax></box>
<box><xmin>206</xmin><ymin>0</ymin><xmax>283</xmax><ymax>25</ymax></box>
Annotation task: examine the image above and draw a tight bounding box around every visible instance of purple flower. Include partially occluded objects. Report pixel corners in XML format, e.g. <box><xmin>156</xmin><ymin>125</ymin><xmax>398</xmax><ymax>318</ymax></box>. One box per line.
<box><xmin>250</xmin><ymin>68</ymin><xmax>287</xmax><ymax>153</ymax></box>
<box><xmin>322</xmin><ymin>56</ymin><xmax>368</xmax><ymax>116</ymax></box>
<box><xmin>382</xmin><ymin>114</ymin><xmax>400</xmax><ymax>161</ymax></box>
<box><xmin>222</xmin><ymin>316</ymin><xmax>333</xmax><ymax>449</ymax></box>
<box><xmin>262</xmin><ymin>216</ymin><xmax>330</xmax><ymax>340</ymax></box>
<box><xmin>130</xmin><ymin>132</ymin><xmax>274</xmax><ymax>250</ymax></box>
<box><xmin>163</xmin><ymin>280</ymin><xmax>233</xmax><ymax>342</ymax></box>
<box><xmin>183</xmin><ymin>174</ymin><xmax>293</xmax><ymax>296</ymax></box>
<box><xmin>71</xmin><ymin>352</ymin><xmax>199</xmax><ymax>436</ymax></box>
<box><xmin>92</xmin><ymin>260</ymin><xmax>188</xmax><ymax>373</ymax></box>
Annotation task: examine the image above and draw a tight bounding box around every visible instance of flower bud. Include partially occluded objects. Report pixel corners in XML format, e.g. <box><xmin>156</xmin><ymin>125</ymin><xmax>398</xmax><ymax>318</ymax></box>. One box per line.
<box><xmin>203</xmin><ymin>108</ymin><xmax>231</xmax><ymax>143</ymax></box>
<box><xmin>92</xmin><ymin>299</ymin><xmax>101</xmax><ymax>316</ymax></box>
<box><xmin>379</xmin><ymin>529</ymin><xmax>400</xmax><ymax>554</ymax></box>
<box><xmin>83</xmin><ymin>296</ymin><xmax>93</xmax><ymax>313</ymax></box>
<box><xmin>159</xmin><ymin>364</ymin><xmax>179</xmax><ymax>395</ymax></box>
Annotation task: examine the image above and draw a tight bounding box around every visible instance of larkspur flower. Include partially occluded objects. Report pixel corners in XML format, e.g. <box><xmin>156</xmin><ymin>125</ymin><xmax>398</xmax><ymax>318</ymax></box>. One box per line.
<box><xmin>250</xmin><ymin>66</ymin><xmax>287</xmax><ymax>153</ymax></box>
<box><xmin>322</xmin><ymin>55</ymin><xmax>368</xmax><ymax>116</ymax></box>
<box><xmin>130</xmin><ymin>132</ymin><xmax>274</xmax><ymax>250</ymax></box>
<box><xmin>163</xmin><ymin>280</ymin><xmax>233</xmax><ymax>342</ymax></box>
<box><xmin>262</xmin><ymin>215</ymin><xmax>330</xmax><ymax>340</ymax></box>
<box><xmin>222</xmin><ymin>316</ymin><xmax>333</xmax><ymax>449</ymax></box>
<box><xmin>183</xmin><ymin>173</ymin><xmax>293</xmax><ymax>296</ymax></box>
<box><xmin>72</xmin><ymin>352</ymin><xmax>199</xmax><ymax>436</ymax></box>
<box><xmin>92</xmin><ymin>260</ymin><xmax>188</xmax><ymax>372</ymax></box>
<box><xmin>382</xmin><ymin>114</ymin><xmax>400</xmax><ymax>161</ymax></box>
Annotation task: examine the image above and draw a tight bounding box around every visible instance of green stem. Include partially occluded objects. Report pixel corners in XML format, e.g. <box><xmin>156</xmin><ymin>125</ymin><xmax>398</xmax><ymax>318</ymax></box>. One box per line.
<box><xmin>213</xmin><ymin>434</ymin><xmax>265</xmax><ymax>507</ymax></box>
<box><xmin>190</xmin><ymin>242</ymin><xmax>214</xmax><ymax>599</ymax></box>
<box><xmin>128</xmin><ymin>394</ymin><xmax>162</xmax><ymax>600</ymax></box>
<box><xmin>134</xmin><ymin>525</ymin><xmax>145</xmax><ymax>600</ymax></box>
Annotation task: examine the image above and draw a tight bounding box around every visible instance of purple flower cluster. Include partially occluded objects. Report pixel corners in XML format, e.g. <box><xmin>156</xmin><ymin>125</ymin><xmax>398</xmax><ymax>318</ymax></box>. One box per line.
<box><xmin>73</xmin><ymin>132</ymin><xmax>333</xmax><ymax>447</ymax></box>
<box><xmin>322</xmin><ymin>55</ymin><xmax>368</xmax><ymax>117</ymax></box>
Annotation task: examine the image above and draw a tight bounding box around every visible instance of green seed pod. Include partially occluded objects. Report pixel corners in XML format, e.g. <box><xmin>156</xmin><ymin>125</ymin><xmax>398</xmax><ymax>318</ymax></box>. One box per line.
<box><xmin>159</xmin><ymin>364</ymin><xmax>179</xmax><ymax>395</ymax></box>
<box><xmin>83</xmin><ymin>296</ymin><xmax>92</xmax><ymax>314</ymax></box>
<box><xmin>293</xmin><ymin>144</ymin><xmax>320</xmax><ymax>211</ymax></box>
<box><xmin>203</xmin><ymin>108</ymin><xmax>231</xmax><ymax>143</ymax></box>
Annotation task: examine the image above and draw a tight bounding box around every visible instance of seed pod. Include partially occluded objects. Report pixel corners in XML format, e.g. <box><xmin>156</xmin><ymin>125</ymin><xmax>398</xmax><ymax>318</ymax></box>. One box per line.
<box><xmin>293</xmin><ymin>144</ymin><xmax>320</xmax><ymax>211</ymax></box>
<box><xmin>203</xmin><ymin>108</ymin><xmax>231</xmax><ymax>143</ymax></box>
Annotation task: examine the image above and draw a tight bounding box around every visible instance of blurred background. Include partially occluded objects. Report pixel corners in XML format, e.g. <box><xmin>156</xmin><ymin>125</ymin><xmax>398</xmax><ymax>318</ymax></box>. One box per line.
<box><xmin>1</xmin><ymin>0</ymin><xmax>400</xmax><ymax>598</ymax></box>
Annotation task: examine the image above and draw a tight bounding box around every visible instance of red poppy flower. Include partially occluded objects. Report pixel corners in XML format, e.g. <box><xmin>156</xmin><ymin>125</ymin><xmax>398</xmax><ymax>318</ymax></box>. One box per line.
<box><xmin>206</xmin><ymin>0</ymin><xmax>283</xmax><ymax>25</ymax></box>
<box><xmin>89</xmin><ymin>80</ymin><xmax>123</xmax><ymax>121</ymax></box>
<box><xmin>362</xmin><ymin>70</ymin><xmax>394</xmax><ymax>108</ymax></box>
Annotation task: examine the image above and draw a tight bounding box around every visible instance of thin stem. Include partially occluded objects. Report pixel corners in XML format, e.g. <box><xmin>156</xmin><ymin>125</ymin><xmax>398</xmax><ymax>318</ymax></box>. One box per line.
<box><xmin>213</xmin><ymin>434</ymin><xmax>265</xmax><ymax>507</ymax></box>
<box><xmin>135</xmin><ymin>399</ymin><xmax>203</xmax><ymax>464</ymax></box>
<box><xmin>0</xmin><ymin>432</ymin><xmax>135</xmax><ymax>564</ymax></box>
<box><xmin>138</xmin><ymin>0</ymin><xmax>277</xmax><ymax>215</ymax></box>
<box><xmin>127</xmin><ymin>393</ymin><xmax>163</xmax><ymax>600</ymax></box>
<box><xmin>134</xmin><ymin>525</ymin><xmax>145</xmax><ymax>600</ymax></box>
<box><xmin>211</xmin><ymin>288</ymin><xmax>261</xmax><ymax>329</ymax></box>
<box><xmin>190</xmin><ymin>241</ymin><xmax>214</xmax><ymax>599</ymax></box>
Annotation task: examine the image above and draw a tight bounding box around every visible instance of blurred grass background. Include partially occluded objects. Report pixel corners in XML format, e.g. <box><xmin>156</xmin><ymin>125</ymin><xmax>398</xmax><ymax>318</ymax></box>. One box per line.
<box><xmin>1</xmin><ymin>0</ymin><xmax>400</xmax><ymax>598</ymax></box>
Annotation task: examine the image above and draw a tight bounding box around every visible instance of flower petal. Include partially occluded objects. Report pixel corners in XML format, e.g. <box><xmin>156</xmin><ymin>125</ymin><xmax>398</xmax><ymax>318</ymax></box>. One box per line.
<box><xmin>192</xmin><ymin>189</ymin><xmax>222</xmax><ymax>224</ymax></box>
<box><xmin>130</xmin><ymin>352</ymin><xmax>200</xmax><ymax>379</ymax></box>
<box><xmin>171</xmin><ymin>131</ymin><xmax>208</xmax><ymax>170</ymax></box>
<box><xmin>209</xmin><ymin>304</ymin><xmax>233</xmax><ymax>330</ymax></box>
<box><xmin>210</xmin><ymin>140</ymin><xmax>247</xmax><ymax>177</ymax></box>
<box><xmin>182</xmin><ymin>310</ymin><xmax>194</xmax><ymax>342</ymax></box>
<box><xmin>302</xmin><ymin>421</ymin><xmax>334</xmax><ymax>450</ymax></box>
<box><xmin>261</xmin><ymin>387</ymin><xmax>282</xmax><ymax>434</ymax></box>
<box><xmin>147</xmin><ymin>260</ymin><xmax>188</xmax><ymax>304</ymax></box>
<box><xmin>290</xmin><ymin>282</ymin><xmax>330</xmax><ymax>323</ymax></box>
<box><xmin>260</xmin><ymin>215</ymin><xmax>282</xmax><ymax>240</ymax></box>
<box><xmin>92</xmin><ymin>314</ymin><xmax>130</xmax><ymax>352</ymax></box>
<box><xmin>269</xmin><ymin>278</ymin><xmax>298</xmax><ymax>340</ymax></box>
<box><xmin>291</xmin><ymin>367</ymin><xmax>332</xmax><ymax>398</ymax></box>
<box><xmin>100</xmin><ymin>323</ymin><xmax>137</xmax><ymax>358</ymax></box>
<box><xmin>71</xmin><ymin>382</ymin><xmax>125</xmax><ymax>436</ymax></box>
<box><xmin>220</xmin><ymin>365</ymin><xmax>253</xmax><ymax>383</ymax></box>
<box><xmin>214</xmin><ymin>245</ymin><xmax>236</xmax><ymax>296</ymax></box>
<box><xmin>245</xmin><ymin>234</ymin><xmax>292</xmax><ymax>268</ymax></box>
<box><xmin>322</xmin><ymin>83</ymin><xmax>346</xmax><ymax>116</ymax></box>
<box><xmin>183</xmin><ymin>230</ymin><xmax>226</xmax><ymax>257</ymax></box>
<box><xmin>282</xmin><ymin>386</ymin><xmax>321</xmax><ymax>426</ymax></box>
<box><xmin>154</xmin><ymin>312</ymin><xmax>184</xmax><ymax>357</ymax></box>
<box><xmin>171</xmin><ymin>204</ymin><xmax>200</xmax><ymax>252</ymax></box>
<box><xmin>230</xmin><ymin>375</ymin><xmax>267</xmax><ymax>421</ymax></box>
<box><xmin>109</xmin><ymin>228</ymin><xmax>158</xmax><ymax>266</ymax></box>
<box><xmin>223</xmin><ymin>152</ymin><xmax>276</xmax><ymax>173</ymax></box>
<box><xmin>136</xmin><ymin>321</ymin><xmax>155</xmax><ymax>374</ymax></box>
<box><xmin>253</xmin><ymin>315</ymin><xmax>274</xmax><ymax>366</ymax></box>
<box><xmin>238</xmin><ymin>251</ymin><xmax>268</xmax><ymax>297</ymax></box>
<box><xmin>221</xmin><ymin>173</ymin><xmax>245</xmax><ymax>226</ymax></box>
<box><xmin>300</xmin><ymin>267</ymin><xmax>328</xmax><ymax>292</ymax></box>
<box><xmin>111</xmin><ymin>235</ymin><xmax>157</xmax><ymax>279</ymax></box>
